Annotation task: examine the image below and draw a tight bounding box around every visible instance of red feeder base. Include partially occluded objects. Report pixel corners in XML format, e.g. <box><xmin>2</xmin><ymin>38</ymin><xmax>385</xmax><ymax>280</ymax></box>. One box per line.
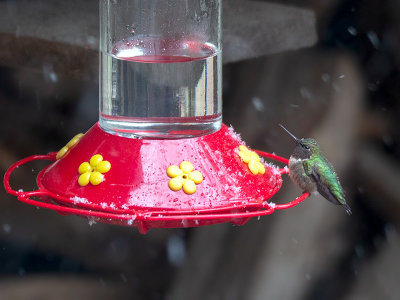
<box><xmin>4</xmin><ymin>123</ymin><xmax>309</xmax><ymax>234</ymax></box>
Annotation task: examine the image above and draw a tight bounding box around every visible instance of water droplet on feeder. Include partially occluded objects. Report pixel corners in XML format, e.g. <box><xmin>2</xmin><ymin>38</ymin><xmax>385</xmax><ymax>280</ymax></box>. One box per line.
<box><xmin>88</xmin><ymin>218</ymin><xmax>97</xmax><ymax>226</ymax></box>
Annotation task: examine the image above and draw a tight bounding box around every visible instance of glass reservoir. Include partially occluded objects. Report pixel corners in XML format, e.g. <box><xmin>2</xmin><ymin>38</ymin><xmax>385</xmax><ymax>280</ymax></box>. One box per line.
<box><xmin>99</xmin><ymin>0</ymin><xmax>222</xmax><ymax>138</ymax></box>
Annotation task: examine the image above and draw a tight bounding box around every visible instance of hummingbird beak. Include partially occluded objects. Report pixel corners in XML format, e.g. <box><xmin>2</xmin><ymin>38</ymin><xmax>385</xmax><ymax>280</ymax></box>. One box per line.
<box><xmin>278</xmin><ymin>124</ymin><xmax>300</xmax><ymax>142</ymax></box>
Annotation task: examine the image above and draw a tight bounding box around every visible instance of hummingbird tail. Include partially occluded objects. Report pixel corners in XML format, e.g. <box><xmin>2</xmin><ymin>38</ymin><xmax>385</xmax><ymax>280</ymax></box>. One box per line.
<box><xmin>343</xmin><ymin>203</ymin><xmax>352</xmax><ymax>216</ymax></box>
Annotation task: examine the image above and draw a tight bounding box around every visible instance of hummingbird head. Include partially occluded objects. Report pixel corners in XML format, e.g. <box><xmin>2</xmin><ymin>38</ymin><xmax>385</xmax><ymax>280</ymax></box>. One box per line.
<box><xmin>279</xmin><ymin>124</ymin><xmax>320</xmax><ymax>159</ymax></box>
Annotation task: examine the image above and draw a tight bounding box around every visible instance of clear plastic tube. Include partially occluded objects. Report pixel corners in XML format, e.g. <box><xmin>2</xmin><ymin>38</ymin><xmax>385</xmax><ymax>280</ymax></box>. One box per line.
<box><xmin>99</xmin><ymin>0</ymin><xmax>222</xmax><ymax>139</ymax></box>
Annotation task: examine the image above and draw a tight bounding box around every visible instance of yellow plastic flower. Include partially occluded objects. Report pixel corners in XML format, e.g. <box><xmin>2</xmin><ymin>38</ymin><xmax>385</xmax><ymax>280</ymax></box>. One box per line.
<box><xmin>56</xmin><ymin>133</ymin><xmax>84</xmax><ymax>160</ymax></box>
<box><xmin>167</xmin><ymin>161</ymin><xmax>203</xmax><ymax>195</ymax></box>
<box><xmin>78</xmin><ymin>154</ymin><xmax>111</xmax><ymax>186</ymax></box>
<box><xmin>238</xmin><ymin>145</ymin><xmax>266</xmax><ymax>175</ymax></box>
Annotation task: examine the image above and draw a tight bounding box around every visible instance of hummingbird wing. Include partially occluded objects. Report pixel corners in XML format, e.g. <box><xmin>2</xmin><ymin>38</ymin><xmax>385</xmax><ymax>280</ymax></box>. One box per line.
<box><xmin>309</xmin><ymin>158</ymin><xmax>352</xmax><ymax>215</ymax></box>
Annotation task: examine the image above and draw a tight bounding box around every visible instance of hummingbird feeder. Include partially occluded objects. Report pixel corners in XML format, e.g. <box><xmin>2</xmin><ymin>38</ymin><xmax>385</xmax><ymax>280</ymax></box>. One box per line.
<box><xmin>3</xmin><ymin>0</ymin><xmax>309</xmax><ymax>234</ymax></box>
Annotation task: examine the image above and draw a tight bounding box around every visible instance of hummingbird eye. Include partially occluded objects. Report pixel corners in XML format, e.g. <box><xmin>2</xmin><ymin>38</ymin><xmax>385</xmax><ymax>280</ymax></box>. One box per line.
<box><xmin>303</xmin><ymin>144</ymin><xmax>310</xmax><ymax>150</ymax></box>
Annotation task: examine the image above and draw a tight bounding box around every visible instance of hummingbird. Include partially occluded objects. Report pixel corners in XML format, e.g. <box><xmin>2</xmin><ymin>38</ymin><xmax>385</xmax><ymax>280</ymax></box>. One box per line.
<box><xmin>279</xmin><ymin>124</ymin><xmax>352</xmax><ymax>215</ymax></box>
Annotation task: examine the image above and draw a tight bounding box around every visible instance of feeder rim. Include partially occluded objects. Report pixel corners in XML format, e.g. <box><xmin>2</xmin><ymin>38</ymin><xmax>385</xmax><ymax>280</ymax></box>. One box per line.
<box><xmin>4</xmin><ymin>151</ymin><xmax>309</xmax><ymax>223</ymax></box>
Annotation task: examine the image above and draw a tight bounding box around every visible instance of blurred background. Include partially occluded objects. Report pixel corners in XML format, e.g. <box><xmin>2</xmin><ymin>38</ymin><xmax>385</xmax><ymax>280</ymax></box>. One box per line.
<box><xmin>1</xmin><ymin>0</ymin><xmax>399</xmax><ymax>299</ymax></box>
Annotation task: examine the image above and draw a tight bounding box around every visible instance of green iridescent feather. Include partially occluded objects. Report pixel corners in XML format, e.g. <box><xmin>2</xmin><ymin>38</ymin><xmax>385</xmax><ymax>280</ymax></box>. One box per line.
<box><xmin>305</xmin><ymin>155</ymin><xmax>345</xmax><ymax>204</ymax></box>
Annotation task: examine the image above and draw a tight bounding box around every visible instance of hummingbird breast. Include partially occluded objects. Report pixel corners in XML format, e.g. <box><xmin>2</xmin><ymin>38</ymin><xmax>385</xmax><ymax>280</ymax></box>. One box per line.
<box><xmin>288</xmin><ymin>157</ymin><xmax>316</xmax><ymax>193</ymax></box>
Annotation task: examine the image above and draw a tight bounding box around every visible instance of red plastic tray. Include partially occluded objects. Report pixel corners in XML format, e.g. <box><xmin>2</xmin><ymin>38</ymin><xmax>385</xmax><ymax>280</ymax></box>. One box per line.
<box><xmin>4</xmin><ymin>123</ymin><xmax>309</xmax><ymax>233</ymax></box>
